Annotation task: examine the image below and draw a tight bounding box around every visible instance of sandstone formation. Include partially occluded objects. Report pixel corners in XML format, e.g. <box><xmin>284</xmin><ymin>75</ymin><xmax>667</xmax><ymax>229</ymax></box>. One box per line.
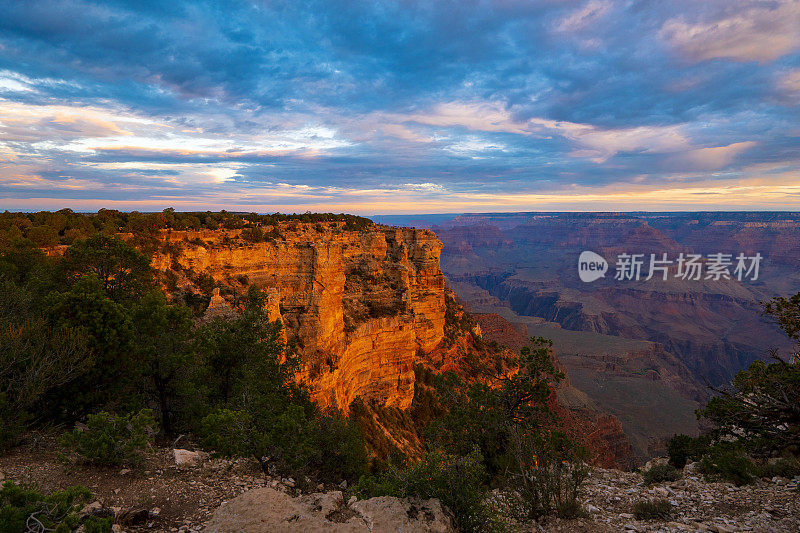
<box><xmin>152</xmin><ymin>222</ymin><xmax>445</xmax><ymax>413</ymax></box>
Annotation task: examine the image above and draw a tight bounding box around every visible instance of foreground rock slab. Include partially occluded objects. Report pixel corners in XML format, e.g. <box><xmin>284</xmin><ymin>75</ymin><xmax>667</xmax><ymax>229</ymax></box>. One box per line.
<box><xmin>203</xmin><ymin>487</ymin><xmax>454</xmax><ymax>532</ymax></box>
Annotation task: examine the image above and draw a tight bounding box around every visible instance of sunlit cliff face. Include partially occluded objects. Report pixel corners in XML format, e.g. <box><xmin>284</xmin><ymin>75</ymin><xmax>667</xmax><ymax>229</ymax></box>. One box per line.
<box><xmin>152</xmin><ymin>223</ymin><xmax>445</xmax><ymax>413</ymax></box>
<box><xmin>1</xmin><ymin>1</ymin><xmax>800</xmax><ymax>213</ymax></box>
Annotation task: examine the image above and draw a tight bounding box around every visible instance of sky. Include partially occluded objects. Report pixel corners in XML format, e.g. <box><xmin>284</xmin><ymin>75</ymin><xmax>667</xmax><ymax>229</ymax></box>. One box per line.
<box><xmin>0</xmin><ymin>0</ymin><xmax>799</xmax><ymax>214</ymax></box>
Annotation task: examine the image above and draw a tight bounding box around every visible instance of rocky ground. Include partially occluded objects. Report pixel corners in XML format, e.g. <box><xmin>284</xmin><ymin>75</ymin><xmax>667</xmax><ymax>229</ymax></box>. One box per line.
<box><xmin>1</xmin><ymin>436</ymin><xmax>797</xmax><ymax>532</ymax></box>
<box><xmin>534</xmin><ymin>464</ymin><xmax>799</xmax><ymax>532</ymax></box>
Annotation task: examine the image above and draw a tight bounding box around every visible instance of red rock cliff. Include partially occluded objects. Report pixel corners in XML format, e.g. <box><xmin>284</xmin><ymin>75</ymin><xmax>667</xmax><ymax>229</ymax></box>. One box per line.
<box><xmin>151</xmin><ymin>222</ymin><xmax>445</xmax><ymax>413</ymax></box>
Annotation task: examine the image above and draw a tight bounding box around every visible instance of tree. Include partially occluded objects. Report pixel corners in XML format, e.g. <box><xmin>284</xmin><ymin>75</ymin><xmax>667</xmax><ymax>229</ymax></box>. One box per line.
<box><xmin>0</xmin><ymin>281</ymin><xmax>89</xmax><ymax>449</ymax></box>
<box><xmin>27</xmin><ymin>225</ymin><xmax>60</xmax><ymax>247</ymax></box>
<box><xmin>700</xmin><ymin>353</ymin><xmax>800</xmax><ymax>454</ymax></box>
<box><xmin>64</xmin><ymin>234</ymin><xmax>153</xmax><ymax>301</ymax></box>
<box><xmin>129</xmin><ymin>292</ymin><xmax>194</xmax><ymax>434</ymax></box>
<box><xmin>196</xmin><ymin>287</ymin><xmax>368</xmax><ymax>480</ymax></box>
<box><xmin>698</xmin><ymin>292</ymin><xmax>800</xmax><ymax>454</ymax></box>
<box><xmin>193</xmin><ymin>286</ymin><xmax>291</xmax><ymax>405</ymax></box>
<box><xmin>425</xmin><ymin>337</ymin><xmax>563</xmax><ymax>477</ymax></box>
<box><xmin>45</xmin><ymin>273</ymin><xmax>135</xmax><ymax>414</ymax></box>
<box><xmin>763</xmin><ymin>292</ymin><xmax>800</xmax><ymax>344</ymax></box>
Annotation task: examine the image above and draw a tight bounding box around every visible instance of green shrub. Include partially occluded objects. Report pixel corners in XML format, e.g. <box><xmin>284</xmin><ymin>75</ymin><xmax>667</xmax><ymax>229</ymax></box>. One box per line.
<box><xmin>554</xmin><ymin>499</ymin><xmax>588</xmax><ymax>519</ymax></box>
<box><xmin>353</xmin><ymin>448</ymin><xmax>497</xmax><ymax>533</ymax></box>
<box><xmin>760</xmin><ymin>456</ymin><xmax>800</xmax><ymax>479</ymax></box>
<box><xmin>311</xmin><ymin>414</ymin><xmax>369</xmax><ymax>481</ymax></box>
<box><xmin>506</xmin><ymin>429</ymin><xmax>589</xmax><ymax>519</ymax></box>
<box><xmin>0</xmin><ymin>393</ymin><xmax>29</xmax><ymax>452</ymax></box>
<box><xmin>241</xmin><ymin>227</ymin><xmax>263</xmax><ymax>243</ymax></box>
<box><xmin>699</xmin><ymin>444</ymin><xmax>758</xmax><ymax>486</ymax></box>
<box><xmin>642</xmin><ymin>463</ymin><xmax>681</xmax><ymax>485</ymax></box>
<box><xmin>667</xmin><ymin>434</ymin><xmax>709</xmax><ymax>468</ymax></box>
<box><xmin>60</xmin><ymin>409</ymin><xmax>156</xmax><ymax>466</ymax></box>
<box><xmin>633</xmin><ymin>498</ymin><xmax>673</xmax><ymax>520</ymax></box>
<box><xmin>0</xmin><ymin>481</ymin><xmax>111</xmax><ymax>533</ymax></box>
<box><xmin>201</xmin><ymin>405</ymin><xmax>368</xmax><ymax>482</ymax></box>
<box><xmin>201</xmin><ymin>405</ymin><xmax>316</xmax><ymax>475</ymax></box>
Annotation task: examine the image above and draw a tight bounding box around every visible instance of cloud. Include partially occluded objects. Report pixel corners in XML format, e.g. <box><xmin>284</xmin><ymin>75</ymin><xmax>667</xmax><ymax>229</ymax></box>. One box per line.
<box><xmin>661</xmin><ymin>0</ymin><xmax>800</xmax><ymax>63</ymax></box>
<box><xmin>0</xmin><ymin>1</ymin><xmax>798</xmax><ymax>212</ymax></box>
<box><xmin>680</xmin><ymin>141</ymin><xmax>758</xmax><ymax>170</ymax></box>
<box><xmin>778</xmin><ymin>68</ymin><xmax>800</xmax><ymax>94</ymax></box>
<box><xmin>557</xmin><ymin>0</ymin><xmax>612</xmax><ymax>33</ymax></box>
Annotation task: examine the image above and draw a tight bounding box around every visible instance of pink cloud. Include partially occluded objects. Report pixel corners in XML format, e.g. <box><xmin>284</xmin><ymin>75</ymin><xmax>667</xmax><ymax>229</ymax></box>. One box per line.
<box><xmin>660</xmin><ymin>0</ymin><xmax>800</xmax><ymax>63</ymax></box>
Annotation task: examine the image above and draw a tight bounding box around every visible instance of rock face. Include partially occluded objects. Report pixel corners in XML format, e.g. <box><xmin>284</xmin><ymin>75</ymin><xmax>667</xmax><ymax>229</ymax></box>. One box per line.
<box><xmin>203</xmin><ymin>487</ymin><xmax>455</xmax><ymax>533</ymax></box>
<box><xmin>152</xmin><ymin>223</ymin><xmax>445</xmax><ymax>413</ymax></box>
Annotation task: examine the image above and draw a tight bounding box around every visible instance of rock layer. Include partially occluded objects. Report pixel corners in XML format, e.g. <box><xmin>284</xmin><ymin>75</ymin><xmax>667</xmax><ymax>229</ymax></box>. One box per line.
<box><xmin>152</xmin><ymin>223</ymin><xmax>445</xmax><ymax>412</ymax></box>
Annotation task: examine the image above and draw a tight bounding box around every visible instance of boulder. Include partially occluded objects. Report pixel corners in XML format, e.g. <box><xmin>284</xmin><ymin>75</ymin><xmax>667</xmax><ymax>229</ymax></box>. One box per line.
<box><xmin>173</xmin><ymin>449</ymin><xmax>207</xmax><ymax>468</ymax></box>
<box><xmin>203</xmin><ymin>487</ymin><xmax>455</xmax><ymax>533</ymax></box>
<box><xmin>644</xmin><ymin>457</ymin><xmax>669</xmax><ymax>471</ymax></box>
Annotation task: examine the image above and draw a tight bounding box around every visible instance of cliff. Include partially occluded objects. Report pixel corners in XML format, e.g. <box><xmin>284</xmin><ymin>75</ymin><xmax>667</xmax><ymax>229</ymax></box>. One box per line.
<box><xmin>148</xmin><ymin>221</ymin><xmax>635</xmax><ymax>468</ymax></box>
<box><xmin>151</xmin><ymin>222</ymin><xmax>445</xmax><ymax>413</ymax></box>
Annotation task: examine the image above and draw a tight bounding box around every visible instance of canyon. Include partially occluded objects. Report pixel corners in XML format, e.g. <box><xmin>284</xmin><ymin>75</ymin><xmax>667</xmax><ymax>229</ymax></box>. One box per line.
<box><xmin>148</xmin><ymin>220</ymin><xmax>636</xmax><ymax>468</ymax></box>
<box><xmin>140</xmin><ymin>211</ymin><xmax>800</xmax><ymax>465</ymax></box>
<box><xmin>375</xmin><ymin>211</ymin><xmax>800</xmax><ymax>460</ymax></box>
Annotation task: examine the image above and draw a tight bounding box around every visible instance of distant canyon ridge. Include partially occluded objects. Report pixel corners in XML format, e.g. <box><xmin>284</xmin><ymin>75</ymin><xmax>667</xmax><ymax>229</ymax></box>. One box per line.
<box><xmin>375</xmin><ymin>211</ymin><xmax>799</xmax><ymax>459</ymax></box>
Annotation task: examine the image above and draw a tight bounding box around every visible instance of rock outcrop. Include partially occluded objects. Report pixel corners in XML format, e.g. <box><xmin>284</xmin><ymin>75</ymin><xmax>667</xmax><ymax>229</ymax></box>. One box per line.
<box><xmin>203</xmin><ymin>487</ymin><xmax>455</xmax><ymax>533</ymax></box>
<box><xmin>152</xmin><ymin>222</ymin><xmax>445</xmax><ymax>413</ymax></box>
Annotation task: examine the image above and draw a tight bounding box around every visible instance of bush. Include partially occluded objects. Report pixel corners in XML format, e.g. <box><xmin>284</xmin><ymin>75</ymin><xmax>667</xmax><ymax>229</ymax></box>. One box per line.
<box><xmin>0</xmin><ymin>394</ymin><xmax>29</xmax><ymax>452</ymax></box>
<box><xmin>311</xmin><ymin>414</ymin><xmax>369</xmax><ymax>482</ymax></box>
<box><xmin>353</xmin><ymin>448</ymin><xmax>497</xmax><ymax>533</ymax></box>
<box><xmin>60</xmin><ymin>409</ymin><xmax>156</xmax><ymax>466</ymax></box>
<box><xmin>699</xmin><ymin>444</ymin><xmax>758</xmax><ymax>486</ymax></box>
<box><xmin>0</xmin><ymin>481</ymin><xmax>112</xmax><ymax>533</ymax></box>
<box><xmin>667</xmin><ymin>434</ymin><xmax>709</xmax><ymax>468</ymax></box>
<box><xmin>240</xmin><ymin>227</ymin><xmax>263</xmax><ymax>243</ymax></box>
<box><xmin>642</xmin><ymin>463</ymin><xmax>681</xmax><ymax>485</ymax></box>
<box><xmin>760</xmin><ymin>456</ymin><xmax>800</xmax><ymax>479</ymax></box>
<box><xmin>201</xmin><ymin>406</ymin><xmax>369</xmax><ymax>482</ymax></box>
<box><xmin>633</xmin><ymin>498</ymin><xmax>673</xmax><ymax>520</ymax></box>
<box><xmin>506</xmin><ymin>429</ymin><xmax>589</xmax><ymax>519</ymax></box>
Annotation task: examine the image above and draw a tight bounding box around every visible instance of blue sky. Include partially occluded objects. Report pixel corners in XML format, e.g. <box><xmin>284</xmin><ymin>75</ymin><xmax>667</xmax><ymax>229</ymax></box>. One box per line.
<box><xmin>0</xmin><ymin>0</ymin><xmax>799</xmax><ymax>213</ymax></box>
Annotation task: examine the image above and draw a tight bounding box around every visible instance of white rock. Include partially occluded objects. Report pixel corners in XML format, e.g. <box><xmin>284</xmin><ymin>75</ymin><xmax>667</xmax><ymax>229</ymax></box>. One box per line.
<box><xmin>204</xmin><ymin>487</ymin><xmax>455</xmax><ymax>532</ymax></box>
<box><xmin>79</xmin><ymin>501</ymin><xmax>103</xmax><ymax>518</ymax></box>
<box><xmin>173</xmin><ymin>449</ymin><xmax>207</xmax><ymax>468</ymax></box>
<box><xmin>644</xmin><ymin>457</ymin><xmax>669</xmax><ymax>471</ymax></box>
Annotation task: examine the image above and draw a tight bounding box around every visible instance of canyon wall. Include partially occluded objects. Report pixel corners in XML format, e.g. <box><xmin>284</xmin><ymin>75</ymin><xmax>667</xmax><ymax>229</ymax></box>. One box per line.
<box><xmin>147</xmin><ymin>220</ymin><xmax>635</xmax><ymax>467</ymax></box>
<box><xmin>151</xmin><ymin>222</ymin><xmax>445</xmax><ymax>413</ymax></box>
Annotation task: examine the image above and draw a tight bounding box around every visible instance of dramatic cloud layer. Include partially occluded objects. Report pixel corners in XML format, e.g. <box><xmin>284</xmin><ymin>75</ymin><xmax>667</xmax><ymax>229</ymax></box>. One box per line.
<box><xmin>0</xmin><ymin>0</ymin><xmax>799</xmax><ymax>213</ymax></box>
